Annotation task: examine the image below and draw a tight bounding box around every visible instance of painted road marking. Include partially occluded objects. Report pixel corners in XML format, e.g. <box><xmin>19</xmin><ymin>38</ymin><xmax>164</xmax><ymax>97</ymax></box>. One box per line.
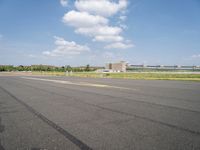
<box><xmin>21</xmin><ymin>77</ymin><xmax>136</xmax><ymax>90</ymax></box>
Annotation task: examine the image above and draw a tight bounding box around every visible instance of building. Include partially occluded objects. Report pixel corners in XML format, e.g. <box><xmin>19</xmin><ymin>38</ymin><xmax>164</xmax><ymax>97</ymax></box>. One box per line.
<box><xmin>127</xmin><ymin>64</ymin><xmax>200</xmax><ymax>71</ymax></box>
<box><xmin>105</xmin><ymin>61</ymin><xmax>127</xmax><ymax>72</ymax></box>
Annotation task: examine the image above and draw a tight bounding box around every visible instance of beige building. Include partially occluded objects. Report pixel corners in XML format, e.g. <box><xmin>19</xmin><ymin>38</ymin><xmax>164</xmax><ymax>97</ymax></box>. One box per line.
<box><xmin>106</xmin><ymin>61</ymin><xmax>127</xmax><ymax>72</ymax></box>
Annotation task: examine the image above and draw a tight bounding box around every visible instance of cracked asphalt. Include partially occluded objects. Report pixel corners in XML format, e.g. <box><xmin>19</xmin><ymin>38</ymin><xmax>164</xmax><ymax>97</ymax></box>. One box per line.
<box><xmin>0</xmin><ymin>75</ymin><xmax>200</xmax><ymax>150</ymax></box>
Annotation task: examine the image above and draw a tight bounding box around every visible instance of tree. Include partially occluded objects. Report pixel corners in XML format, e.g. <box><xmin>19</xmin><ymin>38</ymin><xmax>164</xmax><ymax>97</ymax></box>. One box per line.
<box><xmin>66</xmin><ymin>65</ymin><xmax>72</xmax><ymax>71</ymax></box>
<box><xmin>85</xmin><ymin>64</ymin><xmax>90</xmax><ymax>72</ymax></box>
<box><xmin>18</xmin><ymin>65</ymin><xmax>24</xmax><ymax>71</ymax></box>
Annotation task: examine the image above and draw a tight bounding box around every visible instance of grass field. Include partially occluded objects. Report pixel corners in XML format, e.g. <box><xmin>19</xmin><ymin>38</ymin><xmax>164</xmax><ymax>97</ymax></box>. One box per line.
<box><xmin>31</xmin><ymin>71</ymin><xmax>200</xmax><ymax>81</ymax></box>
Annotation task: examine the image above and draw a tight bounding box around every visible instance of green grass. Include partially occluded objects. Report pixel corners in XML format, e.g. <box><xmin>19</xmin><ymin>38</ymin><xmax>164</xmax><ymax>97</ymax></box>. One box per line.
<box><xmin>31</xmin><ymin>71</ymin><xmax>200</xmax><ymax>81</ymax></box>
<box><xmin>32</xmin><ymin>71</ymin><xmax>66</xmax><ymax>76</ymax></box>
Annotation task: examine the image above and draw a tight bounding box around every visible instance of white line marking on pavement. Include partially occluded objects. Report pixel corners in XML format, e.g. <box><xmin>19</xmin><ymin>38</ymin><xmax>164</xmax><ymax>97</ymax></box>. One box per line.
<box><xmin>21</xmin><ymin>77</ymin><xmax>136</xmax><ymax>90</ymax></box>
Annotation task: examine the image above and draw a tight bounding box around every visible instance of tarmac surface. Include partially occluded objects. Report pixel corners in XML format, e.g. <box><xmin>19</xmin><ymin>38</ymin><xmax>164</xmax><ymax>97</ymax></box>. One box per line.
<box><xmin>0</xmin><ymin>75</ymin><xmax>200</xmax><ymax>150</ymax></box>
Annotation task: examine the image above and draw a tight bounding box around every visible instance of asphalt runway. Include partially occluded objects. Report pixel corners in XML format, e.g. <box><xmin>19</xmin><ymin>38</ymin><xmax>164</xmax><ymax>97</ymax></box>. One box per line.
<box><xmin>0</xmin><ymin>75</ymin><xmax>200</xmax><ymax>150</ymax></box>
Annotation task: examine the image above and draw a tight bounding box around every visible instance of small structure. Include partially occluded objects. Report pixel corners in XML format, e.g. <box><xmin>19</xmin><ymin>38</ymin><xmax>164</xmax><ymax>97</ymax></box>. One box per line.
<box><xmin>105</xmin><ymin>61</ymin><xmax>127</xmax><ymax>72</ymax></box>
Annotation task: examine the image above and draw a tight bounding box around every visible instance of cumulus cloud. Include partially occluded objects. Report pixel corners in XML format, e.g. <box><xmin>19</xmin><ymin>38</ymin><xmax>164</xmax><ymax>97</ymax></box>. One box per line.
<box><xmin>93</xmin><ymin>35</ymin><xmax>123</xmax><ymax>42</ymax></box>
<box><xmin>105</xmin><ymin>42</ymin><xmax>134</xmax><ymax>49</ymax></box>
<box><xmin>63</xmin><ymin>10</ymin><xmax>125</xmax><ymax>42</ymax></box>
<box><xmin>63</xmin><ymin>10</ymin><xmax>108</xmax><ymax>27</ymax></box>
<box><xmin>75</xmin><ymin>25</ymin><xmax>122</xmax><ymax>36</ymax></box>
<box><xmin>75</xmin><ymin>25</ymin><xmax>123</xmax><ymax>42</ymax></box>
<box><xmin>60</xmin><ymin>0</ymin><xmax>68</xmax><ymax>7</ymax></box>
<box><xmin>78</xmin><ymin>25</ymin><xmax>124</xmax><ymax>41</ymax></box>
<box><xmin>119</xmin><ymin>15</ymin><xmax>127</xmax><ymax>21</ymax></box>
<box><xmin>43</xmin><ymin>36</ymin><xmax>90</xmax><ymax>57</ymax></box>
<box><xmin>75</xmin><ymin>0</ymin><xmax>127</xmax><ymax>17</ymax></box>
<box><xmin>62</xmin><ymin>0</ymin><xmax>133</xmax><ymax>48</ymax></box>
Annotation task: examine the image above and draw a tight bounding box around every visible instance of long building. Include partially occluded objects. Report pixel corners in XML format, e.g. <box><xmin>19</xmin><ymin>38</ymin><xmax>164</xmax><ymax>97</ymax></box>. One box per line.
<box><xmin>128</xmin><ymin>65</ymin><xmax>200</xmax><ymax>71</ymax></box>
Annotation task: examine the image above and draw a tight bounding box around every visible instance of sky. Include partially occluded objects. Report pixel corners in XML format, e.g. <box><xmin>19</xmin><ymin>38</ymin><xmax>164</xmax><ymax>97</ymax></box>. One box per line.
<box><xmin>0</xmin><ymin>0</ymin><xmax>200</xmax><ymax>66</ymax></box>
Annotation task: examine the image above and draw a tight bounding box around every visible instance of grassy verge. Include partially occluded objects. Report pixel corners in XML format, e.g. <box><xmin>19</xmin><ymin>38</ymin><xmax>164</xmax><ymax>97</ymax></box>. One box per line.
<box><xmin>32</xmin><ymin>71</ymin><xmax>66</xmax><ymax>76</ymax></box>
<box><xmin>31</xmin><ymin>71</ymin><xmax>200</xmax><ymax>81</ymax></box>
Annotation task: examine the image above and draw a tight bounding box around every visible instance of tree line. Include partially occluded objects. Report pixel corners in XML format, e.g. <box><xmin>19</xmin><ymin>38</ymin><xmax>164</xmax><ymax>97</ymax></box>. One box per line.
<box><xmin>0</xmin><ymin>64</ymin><xmax>98</xmax><ymax>72</ymax></box>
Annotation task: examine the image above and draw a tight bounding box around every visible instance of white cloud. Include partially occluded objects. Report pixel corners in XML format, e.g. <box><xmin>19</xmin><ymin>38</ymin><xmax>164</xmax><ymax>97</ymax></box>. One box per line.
<box><xmin>63</xmin><ymin>10</ymin><xmax>108</xmax><ymax>27</ymax></box>
<box><xmin>0</xmin><ymin>34</ymin><xmax>3</xmax><ymax>39</ymax></box>
<box><xmin>75</xmin><ymin>25</ymin><xmax>122</xmax><ymax>36</ymax></box>
<box><xmin>119</xmin><ymin>15</ymin><xmax>127</xmax><ymax>21</ymax></box>
<box><xmin>192</xmin><ymin>54</ymin><xmax>200</xmax><ymax>58</ymax></box>
<box><xmin>43</xmin><ymin>36</ymin><xmax>90</xmax><ymax>57</ymax></box>
<box><xmin>75</xmin><ymin>0</ymin><xmax>128</xmax><ymax>17</ymax></box>
<box><xmin>60</xmin><ymin>0</ymin><xmax>68</xmax><ymax>7</ymax></box>
<box><xmin>75</xmin><ymin>25</ymin><xmax>123</xmax><ymax>42</ymax></box>
<box><xmin>93</xmin><ymin>35</ymin><xmax>123</xmax><ymax>42</ymax></box>
<box><xmin>105</xmin><ymin>42</ymin><xmax>134</xmax><ymax>49</ymax></box>
<box><xmin>61</xmin><ymin>0</ymin><xmax>133</xmax><ymax>48</ymax></box>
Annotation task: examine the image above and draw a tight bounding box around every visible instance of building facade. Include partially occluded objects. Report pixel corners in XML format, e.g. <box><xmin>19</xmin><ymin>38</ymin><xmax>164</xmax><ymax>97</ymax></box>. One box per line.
<box><xmin>106</xmin><ymin>61</ymin><xmax>127</xmax><ymax>72</ymax></box>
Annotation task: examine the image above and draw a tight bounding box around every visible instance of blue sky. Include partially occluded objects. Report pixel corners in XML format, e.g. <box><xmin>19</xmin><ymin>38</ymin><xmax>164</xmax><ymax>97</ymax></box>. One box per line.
<box><xmin>0</xmin><ymin>0</ymin><xmax>200</xmax><ymax>66</ymax></box>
